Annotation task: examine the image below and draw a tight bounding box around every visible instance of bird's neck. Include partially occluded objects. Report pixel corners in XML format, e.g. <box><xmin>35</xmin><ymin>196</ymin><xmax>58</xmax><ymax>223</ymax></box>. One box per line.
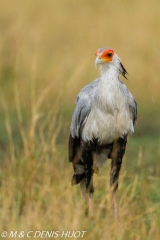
<box><xmin>100</xmin><ymin>64</ymin><xmax>120</xmax><ymax>83</ymax></box>
<box><xmin>95</xmin><ymin>65</ymin><xmax>121</xmax><ymax>111</ymax></box>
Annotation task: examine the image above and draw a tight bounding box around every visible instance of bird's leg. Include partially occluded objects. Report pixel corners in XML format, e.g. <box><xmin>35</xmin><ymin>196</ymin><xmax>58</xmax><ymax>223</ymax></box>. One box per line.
<box><xmin>110</xmin><ymin>139</ymin><xmax>119</xmax><ymax>221</ymax></box>
<box><xmin>82</xmin><ymin>145</ymin><xmax>94</xmax><ymax>216</ymax></box>
<box><xmin>84</xmin><ymin>151</ymin><xmax>99</xmax><ymax>216</ymax></box>
<box><xmin>110</xmin><ymin>136</ymin><xmax>127</xmax><ymax>220</ymax></box>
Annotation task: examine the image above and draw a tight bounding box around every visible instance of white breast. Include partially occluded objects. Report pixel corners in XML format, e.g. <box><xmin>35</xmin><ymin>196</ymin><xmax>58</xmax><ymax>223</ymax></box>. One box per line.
<box><xmin>81</xmin><ymin>70</ymin><xmax>134</xmax><ymax>144</ymax></box>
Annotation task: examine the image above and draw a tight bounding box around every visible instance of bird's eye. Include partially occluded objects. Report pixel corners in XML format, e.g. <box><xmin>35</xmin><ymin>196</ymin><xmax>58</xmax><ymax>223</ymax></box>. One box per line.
<box><xmin>107</xmin><ymin>52</ymin><xmax>112</xmax><ymax>57</ymax></box>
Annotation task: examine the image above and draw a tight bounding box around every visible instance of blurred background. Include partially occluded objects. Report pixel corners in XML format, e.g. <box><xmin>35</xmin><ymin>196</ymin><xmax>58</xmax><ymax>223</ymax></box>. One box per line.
<box><xmin>0</xmin><ymin>0</ymin><xmax>160</xmax><ymax>239</ymax></box>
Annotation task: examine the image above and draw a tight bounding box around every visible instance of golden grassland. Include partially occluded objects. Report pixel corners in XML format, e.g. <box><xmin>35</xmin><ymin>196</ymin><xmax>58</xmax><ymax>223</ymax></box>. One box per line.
<box><xmin>0</xmin><ymin>1</ymin><xmax>160</xmax><ymax>239</ymax></box>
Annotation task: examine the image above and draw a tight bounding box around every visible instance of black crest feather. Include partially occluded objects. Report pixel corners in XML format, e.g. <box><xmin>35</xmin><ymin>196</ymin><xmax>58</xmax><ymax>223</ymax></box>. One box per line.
<box><xmin>120</xmin><ymin>62</ymin><xmax>128</xmax><ymax>79</ymax></box>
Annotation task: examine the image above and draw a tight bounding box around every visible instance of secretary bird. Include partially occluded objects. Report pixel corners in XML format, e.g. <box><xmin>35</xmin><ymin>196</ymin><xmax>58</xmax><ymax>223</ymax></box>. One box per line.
<box><xmin>68</xmin><ymin>47</ymin><xmax>137</xmax><ymax>219</ymax></box>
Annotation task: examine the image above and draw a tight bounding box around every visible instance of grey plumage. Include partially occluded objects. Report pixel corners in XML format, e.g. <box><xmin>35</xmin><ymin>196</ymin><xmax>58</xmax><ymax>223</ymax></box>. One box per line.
<box><xmin>70</xmin><ymin>78</ymin><xmax>100</xmax><ymax>138</ymax></box>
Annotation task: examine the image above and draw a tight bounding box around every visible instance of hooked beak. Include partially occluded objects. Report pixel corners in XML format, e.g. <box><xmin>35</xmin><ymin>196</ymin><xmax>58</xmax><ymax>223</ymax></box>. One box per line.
<box><xmin>95</xmin><ymin>57</ymin><xmax>103</xmax><ymax>66</ymax></box>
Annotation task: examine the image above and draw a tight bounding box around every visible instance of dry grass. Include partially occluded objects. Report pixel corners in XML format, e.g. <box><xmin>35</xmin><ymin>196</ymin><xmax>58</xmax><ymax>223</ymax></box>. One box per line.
<box><xmin>0</xmin><ymin>1</ymin><xmax>160</xmax><ymax>239</ymax></box>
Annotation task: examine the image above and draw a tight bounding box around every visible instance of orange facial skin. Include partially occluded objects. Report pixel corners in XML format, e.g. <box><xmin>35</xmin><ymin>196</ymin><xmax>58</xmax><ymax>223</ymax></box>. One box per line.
<box><xmin>96</xmin><ymin>48</ymin><xmax>114</xmax><ymax>63</ymax></box>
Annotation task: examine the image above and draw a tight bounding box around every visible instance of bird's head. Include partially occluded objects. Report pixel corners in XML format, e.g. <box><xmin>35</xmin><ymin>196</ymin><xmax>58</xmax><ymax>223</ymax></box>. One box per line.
<box><xmin>95</xmin><ymin>48</ymin><xmax>115</xmax><ymax>65</ymax></box>
<box><xmin>95</xmin><ymin>47</ymin><xmax>128</xmax><ymax>79</ymax></box>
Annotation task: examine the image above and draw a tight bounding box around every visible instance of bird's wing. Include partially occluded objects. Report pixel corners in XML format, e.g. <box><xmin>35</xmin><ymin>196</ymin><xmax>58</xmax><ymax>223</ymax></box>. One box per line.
<box><xmin>129</xmin><ymin>97</ymin><xmax>137</xmax><ymax>125</ymax></box>
<box><xmin>68</xmin><ymin>134</ymin><xmax>80</xmax><ymax>162</ymax></box>
<box><xmin>120</xmin><ymin>80</ymin><xmax>137</xmax><ymax>125</ymax></box>
<box><xmin>70</xmin><ymin>78</ymin><xmax>100</xmax><ymax>138</ymax></box>
<box><xmin>70</xmin><ymin>97</ymin><xmax>91</xmax><ymax>139</ymax></box>
<box><xmin>69</xmin><ymin>78</ymin><xmax>100</xmax><ymax>162</ymax></box>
